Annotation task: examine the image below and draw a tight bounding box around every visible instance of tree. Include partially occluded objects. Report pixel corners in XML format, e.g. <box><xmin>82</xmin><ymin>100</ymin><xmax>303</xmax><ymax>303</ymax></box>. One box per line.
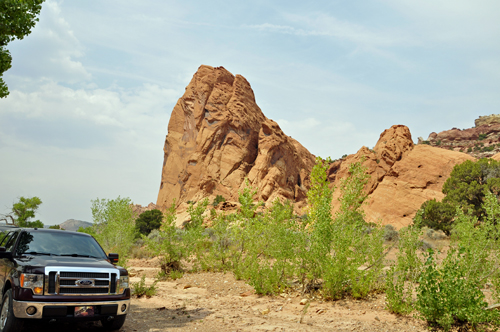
<box><xmin>414</xmin><ymin>158</ymin><xmax>500</xmax><ymax>231</ymax></box>
<box><xmin>0</xmin><ymin>196</ymin><xmax>44</xmax><ymax>227</ymax></box>
<box><xmin>442</xmin><ymin>159</ymin><xmax>500</xmax><ymax>218</ymax></box>
<box><xmin>413</xmin><ymin>199</ymin><xmax>456</xmax><ymax>235</ymax></box>
<box><xmin>1</xmin><ymin>0</ymin><xmax>45</xmax><ymax>98</ymax></box>
<box><xmin>81</xmin><ymin>196</ymin><xmax>135</xmax><ymax>266</ymax></box>
<box><xmin>135</xmin><ymin>209</ymin><xmax>163</xmax><ymax>236</ymax></box>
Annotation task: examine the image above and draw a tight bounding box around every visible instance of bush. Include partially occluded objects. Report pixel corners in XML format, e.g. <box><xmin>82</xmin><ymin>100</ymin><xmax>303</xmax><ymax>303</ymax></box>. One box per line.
<box><xmin>145</xmin><ymin>199</ymin><xmax>209</xmax><ymax>275</ymax></box>
<box><xmin>132</xmin><ymin>275</ymin><xmax>157</xmax><ymax>298</ymax></box>
<box><xmin>135</xmin><ymin>209</ymin><xmax>163</xmax><ymax>236</ymax></box>
<box><xmin>212</xmin><ymin>195</ymin><xmax>226</xmax><ymax>206</ymax></box>
<box><xmin>478</xmin><ymin>133</ymin><xmax>488</xmax><ymax>140</ymax></box>
<box><xmin>416</xmin><ymin>249</ymin><xmax>500</xmax><ymax>331</ymax></box>
<box><xmin>383</xmin><ymin>224</ymin><xmax>398</xmax><ymax>242</ymax></box>
<box><xmin>385</xmin><ymin>226</ymin><xmax>423</xmax><ymax>315</ymax></box>
<box><xmin>413</xmin><ymin>199</ymin><xmax>456</xmax><ymax>235</ymax></box>
<box><xmin>442</xmin><ymin>158</ymin><xmax>500</xmax><ymax>219</ymax></box>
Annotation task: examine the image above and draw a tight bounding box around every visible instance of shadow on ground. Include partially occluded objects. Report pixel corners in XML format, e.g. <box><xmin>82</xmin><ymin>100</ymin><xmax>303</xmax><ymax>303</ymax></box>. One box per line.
<box><xmin>23</xmin><ymin>306</ymin><xmax>213</xmax><ymax>331</ymax></box>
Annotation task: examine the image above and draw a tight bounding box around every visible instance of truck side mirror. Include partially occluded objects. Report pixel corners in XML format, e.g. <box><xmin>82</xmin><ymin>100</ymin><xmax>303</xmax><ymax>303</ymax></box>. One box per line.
<box><xmin>0</xmin><ymin>247</ymin><xmax>12</xmax><ymax>259</ymax></box>
<box><xmin>108</xmin><ymin>253</ymin><xmax>119</xmax><ymax>264</ymax></box>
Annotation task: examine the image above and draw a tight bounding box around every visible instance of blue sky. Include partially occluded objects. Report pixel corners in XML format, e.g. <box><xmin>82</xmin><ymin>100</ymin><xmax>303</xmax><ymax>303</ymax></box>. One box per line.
<box><xmin>1</xmin><ymin>0</ymin><xmax>499</xmax><ymax>225</ymax></box>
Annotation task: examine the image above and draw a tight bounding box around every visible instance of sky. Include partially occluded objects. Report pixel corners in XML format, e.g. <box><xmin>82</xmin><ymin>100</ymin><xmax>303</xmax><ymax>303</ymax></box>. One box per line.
<box><xmin>1</xmin><ymin>0</ymin><xmax>499</xmax><ymax>225</ymax></box>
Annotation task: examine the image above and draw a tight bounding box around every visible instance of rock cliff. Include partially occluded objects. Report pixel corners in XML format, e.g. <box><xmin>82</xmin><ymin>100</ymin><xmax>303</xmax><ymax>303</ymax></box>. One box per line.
<box><xmin>156</xmin><ymin>65</ymin><xmax>479</xmax><ymax>229</ymax></box>
<box><xmin>419</xmin><ymin>115</ymin><xmax>500</xmax><ymax>158</ymax></box>
<box><xmin>156</xmin><ymin>65</ymin><xmax>316</xmax><ymax>211</ymax></box>
<box><xmin>329</xmin><ymin>125</ymin><xmax>474</xmax><ymax>228</ymax></box>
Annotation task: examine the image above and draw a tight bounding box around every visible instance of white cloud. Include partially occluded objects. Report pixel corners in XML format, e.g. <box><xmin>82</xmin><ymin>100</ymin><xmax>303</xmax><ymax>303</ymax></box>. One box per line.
<box><xmin>7</xmin><ymin>0</ymin><xmax>90</xmax><ymax>85</ymax></box>
<box><xmin>247</xmin><ymin>12</ymin><xmax>413</xmax><ymax>48</ymax></box>
<box><xmin>1</xmin><ymin>82</ymin><xmax>179</xmax><ymax>149</ymax></box>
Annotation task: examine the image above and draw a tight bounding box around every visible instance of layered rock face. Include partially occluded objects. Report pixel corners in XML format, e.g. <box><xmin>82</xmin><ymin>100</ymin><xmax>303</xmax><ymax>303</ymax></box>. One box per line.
<box><xmin>329</xmin><ymin>125</ymin><xmax>474</xmax><ymax>228</ymax></box>
<box><xmin>476</xmin><ymin>114</ymin><xmax>500</xmax><ymax>127</ymax></box>
<box><xmin>157</xmin><ymin>65</ymin><xmax>316</xmax><ymax>211</ymax></box>
<box><xmin>419</xmin><ymin>115</ymin><xmax>500</xmax><ymax>158</ymax></box>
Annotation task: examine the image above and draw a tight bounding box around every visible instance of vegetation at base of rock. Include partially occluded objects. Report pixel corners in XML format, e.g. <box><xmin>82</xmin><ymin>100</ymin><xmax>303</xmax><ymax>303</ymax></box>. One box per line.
<box><xmin>0</xmin><ymin>196</ymin><xmax>44</xmax><ymax>228</ymax></box>
<box><xmin>442</xmin><ymin>158</ymin><xmax>500</xmax><ymax>218</ymax></box>
<box><xmin>144</xmin><ymin>159</ymin><xmax>385</xmax><ymax>300</ymax></box>
<box><xmin>96</xmin><ymin>158</ymin><xmax>500</xmax><ymax>330</ymax></box>
<box><xmin>414</xmin><ymin>158</ymin><xmax>500</xmax><ymax>232</ymax></box>
<box><xmin>387</xmin><ymin>192</ymin><xmax>500</xmax><ymax>330</ymax></box>
<box><xmin>135</xmin><ymin>209</ymin><xmax>163</xmax><ymax>236</ymax></box>
<box><xmin>212</xmin><ymin>195</ymin><xmax>226</xmax><ymax>206</ymax></box>
<box><xmin>132</xmin><ymin>275</ymin><xmax>157</xmax><ymax>298</ymax></box>
<box><xmin>413</xmin><ymin>199</ymin><xmax>456</xmax><ymax>235</ymax></box>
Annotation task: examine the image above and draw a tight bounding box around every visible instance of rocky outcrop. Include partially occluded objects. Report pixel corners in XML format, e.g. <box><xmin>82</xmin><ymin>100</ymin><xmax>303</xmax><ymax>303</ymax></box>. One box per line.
<box><xmin>329</xmin><ymin>125</ymin><xmax>474</xmax><ymax>228</ymax></box>
<box><xmin>475</xmin><ymin>114</ymin><xmax>500</xmax><ymax>127</ymax></box>
<box><xmin>156</xmin><ymin>65</ymin><xmax>316</xmax><ymax>212</ymax></box>
<box><xmin>363</xmin><ymin>145</ymin><xmax>475</xmax><ymax>228</ymax></box>
<box><xmin>131</xmin><ymin>203</ymin><xmax>159</xmax><ymax>218</ymax></box>
<box><xmin>421</xmin><ymin>115</ymin><xmax>500</xmax><ymax>158</ymax></box>
<box><xmin>59</xmin><ymin>219</ymin><xmax>92</xmax><ymax>231</ymax></box>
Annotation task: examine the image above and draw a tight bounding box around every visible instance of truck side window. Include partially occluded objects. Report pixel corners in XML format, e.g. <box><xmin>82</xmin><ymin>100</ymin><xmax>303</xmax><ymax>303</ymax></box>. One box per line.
<box><xmin>4</xmin><ymin>232</ymin><xmax>19</xmax><ymax>252</ymax></box>
<box><xmin>0</xmin><ymin>232</ymin><xmax>13</xmax><ymax>247</ymax></box>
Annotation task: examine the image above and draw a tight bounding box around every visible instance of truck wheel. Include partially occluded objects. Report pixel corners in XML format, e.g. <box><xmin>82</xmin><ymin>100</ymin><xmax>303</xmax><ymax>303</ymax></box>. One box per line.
<box><xmin>101</xmin><ymin>315</ymin><xmax>126</xmax><ymax>331</ymax></box>
<box><xmin>0</xmin><ymin>289</ymin><xmax>24</xmax><ymax>332</ymax></box>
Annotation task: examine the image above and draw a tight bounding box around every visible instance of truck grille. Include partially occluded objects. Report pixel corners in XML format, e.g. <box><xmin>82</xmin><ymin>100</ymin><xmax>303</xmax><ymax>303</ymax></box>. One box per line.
<box><xmin>45</xmin><ymin>268</ymin><xmax>119</xmax><ymax>296</ymax></box>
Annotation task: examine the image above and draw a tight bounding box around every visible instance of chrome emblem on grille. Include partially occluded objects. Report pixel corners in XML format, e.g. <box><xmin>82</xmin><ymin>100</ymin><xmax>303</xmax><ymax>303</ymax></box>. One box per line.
<box><xmin>76</xmin><ymin>279</ymin><xmax>94</xmax><ymax>286</ymax></box>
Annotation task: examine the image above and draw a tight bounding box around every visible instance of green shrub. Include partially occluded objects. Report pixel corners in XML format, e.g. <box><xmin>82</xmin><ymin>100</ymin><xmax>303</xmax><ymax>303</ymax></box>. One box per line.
<box><xmin>443</xmin><ymin>158</ymin><xmax>500</xmax><ymax>219</ymax></box>
<box><xmin>413</xmin><ymin>199</ymin><xmax>456</xmax><ymax>235</ymax></box>
<box><xmin>146</xmin><ymin>199</ymin><xmax>209</xmax><ymax>274</ymax></box>
<box><xmin>212</xmin><ymin>195</ymin><xmax>226</xmax><ymax>206</ymax></box>
<box><xmin>135</xmin><ymin>209</ymin><xmax>163</xmax><ymax>236</ymax></box>
<box><xmin>385</xmin><ymin>226</ymin><xmax>423</xmax><ymax>315</ymax></box>
<box><xmin>383</xmin><ymin>224</ymin><xmax>398</xmax><ymax>242</ymax></box>
<box><xmin>132</xmin><ymin>275</ymin><xmax>157</xmax><ymax>298</ymax></box>
<box><xmin>416</xmin><ymin>249</ymin><xmax>500</xmax><ymax>331</ymax></box>
<box><xmin>478</xmin><ymin>133</ymin><xmax>488</xmax><ymax>140</ymax></box>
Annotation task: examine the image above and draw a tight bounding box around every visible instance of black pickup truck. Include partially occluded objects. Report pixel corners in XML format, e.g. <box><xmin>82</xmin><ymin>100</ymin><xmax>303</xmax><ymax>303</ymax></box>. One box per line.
<box><xmin>0</xmin><ymin>226</ymin><xmax>130</xmax><ymax>332</ymax></box>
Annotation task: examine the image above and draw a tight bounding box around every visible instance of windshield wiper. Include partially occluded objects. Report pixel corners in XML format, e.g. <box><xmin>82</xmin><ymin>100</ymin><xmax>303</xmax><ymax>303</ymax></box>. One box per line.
<box><xmin>60</xmin><ymin>254</ymin><xmax>99</xmax><ymax>258</ymax></box>
<box><xmin>22</xmin><ymin>251</ymin><xmax>56</xmax><ymax>256</ymax></box>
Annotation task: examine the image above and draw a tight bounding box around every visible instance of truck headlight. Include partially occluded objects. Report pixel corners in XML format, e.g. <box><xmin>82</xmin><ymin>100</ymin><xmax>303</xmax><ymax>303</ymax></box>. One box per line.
<box><xmin>20</xmin><ymin>273</ymin><xmax>44</xmax><ymax>295</ymax></box>
<box><xmin>118</xmin><ymin>275</ymin><xmax>129</xmax><ymax>294</ymax></box>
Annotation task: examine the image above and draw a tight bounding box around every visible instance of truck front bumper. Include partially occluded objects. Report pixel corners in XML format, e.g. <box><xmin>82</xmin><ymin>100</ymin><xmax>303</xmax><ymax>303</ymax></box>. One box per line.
<box><xmin>12</xmin><ymin>299</ymin><xmax>130</xmax><ymax>319</ymax></box>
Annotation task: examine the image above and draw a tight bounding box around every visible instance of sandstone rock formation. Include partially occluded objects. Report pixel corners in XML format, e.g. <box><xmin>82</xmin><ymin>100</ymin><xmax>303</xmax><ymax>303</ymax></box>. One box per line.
<box><xmin>422</xmin><ymin>115</ymin><xmax>500</xmax><ymax>158</ymax></box>
<box><xmin>329</xmin><ymin>125</ymin><xmax>475</xmax><ymax>228</ymax></box>
<box><xmin>131</xmin><ymin>203</ymin><xmax>159</xmax><ymax>218</ymax></box>
<box><xmin>156</xmin><ymin>65</ymin><xmax>316</xmax><ymax>212</ymax></box>
<box><xmin>475</xmin><ymin>114</ymin><xmax>500</xmax><ymax>127</ymax></box>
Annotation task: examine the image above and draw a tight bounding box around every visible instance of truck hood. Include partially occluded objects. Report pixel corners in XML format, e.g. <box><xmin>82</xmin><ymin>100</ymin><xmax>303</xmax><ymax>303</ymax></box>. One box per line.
<box><xmin>16</xmin><ymin>255</ymin><xmax>118</xmax><ymax>272</ymax></box>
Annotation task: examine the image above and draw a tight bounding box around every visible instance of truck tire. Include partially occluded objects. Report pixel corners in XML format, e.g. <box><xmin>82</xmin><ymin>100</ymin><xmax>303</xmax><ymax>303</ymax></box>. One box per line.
<box><xmin>0</xmin><ymin>289</ymin><xmax>24</xmax><ymax>332</ymax></box>
<box><xmin>101</xmin><ymin>315</ymin><xmax>126</xmax><ymax>331</ymax></box>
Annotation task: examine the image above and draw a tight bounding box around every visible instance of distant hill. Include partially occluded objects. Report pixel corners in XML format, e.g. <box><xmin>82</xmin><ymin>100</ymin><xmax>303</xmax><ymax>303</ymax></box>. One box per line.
<box><xmin>59</xmin><ymin>219</ymin><xmax>93</xmax><ymax>231</ymax></box>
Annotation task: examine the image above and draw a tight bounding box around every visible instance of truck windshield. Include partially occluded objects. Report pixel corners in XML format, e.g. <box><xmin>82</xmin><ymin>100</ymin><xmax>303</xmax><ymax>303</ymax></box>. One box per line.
<box><xmin>16</xmin><ymin>231</ymin><xmax>108</xmax><ymax>259</ymax></box>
